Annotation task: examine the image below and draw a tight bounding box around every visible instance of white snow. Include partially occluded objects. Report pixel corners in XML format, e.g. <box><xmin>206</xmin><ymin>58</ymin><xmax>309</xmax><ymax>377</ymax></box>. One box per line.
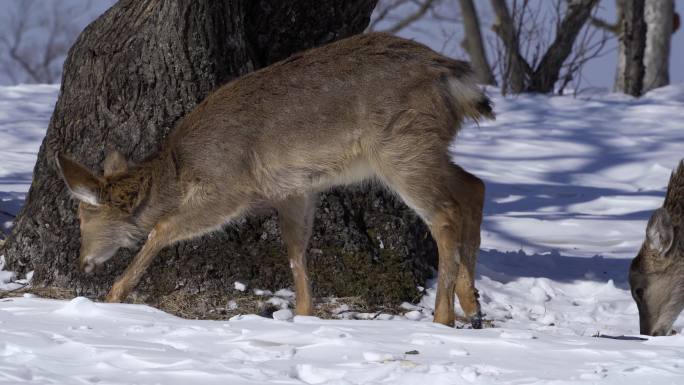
<box><xmin>456</xmin><ymin>84</ymin><xmax>684</xmax><ymax>258</ymax></box>
<box><xmin>0</xmin><ymin>84</ymin><xmax>59</xmax><ymax>192</ymax></box>
<box><xmin>233</xmin><ymin>281</ymin><xmax>247</xmax><ymax>292</ymax></box>
<box><xmin>1</xmin><ymin>296</ymin><xmax>683</xmax><ymax>384</ymax></box>
<box><xmin>2</xmin><ymin>83</ymin><xmax>684</xmax><ymax>384</ymax></box>
<box><xmin>0</xmin><ymin>85</ymin><xmax>59</xmax><ymax>233</ymax></box>
<box><xmin>272</xmin><ymin>308</ymin><xmax>294</xmax><ymax>321</ymax></box>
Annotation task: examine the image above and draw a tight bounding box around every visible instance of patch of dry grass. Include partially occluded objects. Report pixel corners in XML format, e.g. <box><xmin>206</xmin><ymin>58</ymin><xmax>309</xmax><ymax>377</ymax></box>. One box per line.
<box><xmin>0</xmin><ymin>286</ymin><xmax>75</xmax><ymax>300</ymax></box>
<box><xmin>151</xmin><ymin>290</ymin><xmax>280</xmax><ymax>320</ymax></box>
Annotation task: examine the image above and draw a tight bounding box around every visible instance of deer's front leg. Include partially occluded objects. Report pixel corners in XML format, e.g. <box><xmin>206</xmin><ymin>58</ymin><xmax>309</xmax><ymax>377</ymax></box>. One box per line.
<box><xmin>105</xmin><ymin>200</ymin><xmax>246</xmax><ymax>303</ymax></box>
<box><xmin>274</xmin><ymin>193</ymin><xmax>316</xmax><ymax>316</ymax></box>
<box><xmin>105</xmin><ymin>225</ymin><xmax>170</xmax><ymax>303</ymax></box>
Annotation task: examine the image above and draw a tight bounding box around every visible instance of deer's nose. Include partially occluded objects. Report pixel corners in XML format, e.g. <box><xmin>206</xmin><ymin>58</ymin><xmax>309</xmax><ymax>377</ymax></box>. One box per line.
<box><xmin>80</xmin><ymin>258</ymin><xmax>95</xmax><ymax>274</ymax></box>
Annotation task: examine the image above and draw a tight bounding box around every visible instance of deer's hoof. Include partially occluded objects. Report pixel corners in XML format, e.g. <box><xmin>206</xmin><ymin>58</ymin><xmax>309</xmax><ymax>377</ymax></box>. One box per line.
<box><xmin>105</xmin><ymin>284</ymin><xmax>126</xmax><ymax>303</ymax></box>
<box><xmin>470</xmin><ymin>311</ymin><xmax>484</xmax><ymax>329</ymax></box>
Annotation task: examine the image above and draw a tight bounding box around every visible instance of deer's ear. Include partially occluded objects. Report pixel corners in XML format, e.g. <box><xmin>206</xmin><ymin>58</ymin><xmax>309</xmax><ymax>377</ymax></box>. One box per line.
<box><xmin>55</xmin><ymin>152</ymin><xmax>102</xmax><ymax>206</ymax></box>
<box><xmin>104</xmin><ymin>174</ymin><xmax>150</xmax><ymax>214</ymax></box>
<box><xmin>103</xmin><ymin>150</ymin><xmax>128</xmax><ymax>177</ymax></box>
<box><xmin>646</xmin><ymin>208</ymin><xmax>675</xmax><ymax>257</ymax></box>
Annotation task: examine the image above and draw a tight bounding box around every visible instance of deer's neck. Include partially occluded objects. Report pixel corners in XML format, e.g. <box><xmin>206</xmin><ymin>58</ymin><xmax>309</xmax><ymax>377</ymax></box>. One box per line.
<box><xmin>130</xmin><ymin>152</ymin><xmax>181</xmax><ymax>232</ymax></box>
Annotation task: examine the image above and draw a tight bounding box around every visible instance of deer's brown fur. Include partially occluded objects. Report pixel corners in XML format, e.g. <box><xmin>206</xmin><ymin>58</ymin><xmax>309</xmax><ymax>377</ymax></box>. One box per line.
<box><xmin>56</xmin><ymin>33</ymin><xmax>493</xmax><ymax>326</ymax></box>
<box><xmin>630</xmin><ymin>161</ymin><xmax>684</xmax><ymax>336</ymax></box>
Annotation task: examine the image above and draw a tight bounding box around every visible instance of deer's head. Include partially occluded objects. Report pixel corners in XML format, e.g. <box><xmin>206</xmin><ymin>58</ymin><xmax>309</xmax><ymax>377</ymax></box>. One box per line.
<box><xmin>56</xmin><ymin>151</ymin><xmax>149</xmax><ymax>273</ymax></box>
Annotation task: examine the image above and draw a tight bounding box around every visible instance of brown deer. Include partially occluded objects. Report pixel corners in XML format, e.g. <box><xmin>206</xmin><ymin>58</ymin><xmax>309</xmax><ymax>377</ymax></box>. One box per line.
<box><xmin>630</xmin><ymin>161</ymin><xmax>684</xmax><ymax>336</ymax></box>
<box><xmin>55</xmin><ymin>33</ymin><xmax>494</xmax><ymax>327</ymax></box>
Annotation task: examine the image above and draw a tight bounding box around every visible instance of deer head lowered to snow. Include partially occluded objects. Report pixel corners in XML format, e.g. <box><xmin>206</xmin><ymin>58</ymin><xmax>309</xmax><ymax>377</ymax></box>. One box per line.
<box><xmin>630</xmin><ymin>161</ymin><xmax>684</xmax><ymax>336</ymax></box>
<box><xmin>55</xmin><ymin>32</ymin><xmax>494</xmax><ymax>327</ymax></box>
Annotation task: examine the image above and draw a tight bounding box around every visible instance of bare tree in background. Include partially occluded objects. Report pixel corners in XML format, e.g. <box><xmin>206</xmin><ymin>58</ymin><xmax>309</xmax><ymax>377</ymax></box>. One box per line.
<box><xmin>0</xmin><ymin>0</ymin><xmax>91</xmax><ymax>84</ymax></box>
<box><xmin>595</xmin><ymin>0</ymin><xmax>645</xmax><ymax>96</ymax></box>
<box><xmin>643</xmin><ymin>0</ymin><xmax>674</xmax><ymax>92</ymax></box>
<box><xmin>594</xmin><ymin>0</ymin><xmax>677</xmax><ymax>95</ymax></box>
<box><xmin>556</xmin><ymin>15</ymin><xmax>611</xmax><ymax>96</ymax></box>
<box><xmin>590</xmin><ymin>0</ymin><xmax>627</xmax><ymax>92</ymax></box>
<box><xmin>490</xmin><ymin>0</ymin><xmax>528</xmax><ymax>93</ymax></box>
<box><xmin>490</xmin><ymin>0</ymin><xmax>601</xmax><ymax>94</ymax></box>
<box><xmin>620</xmin><ymin>0</ymin><xmax>647</xmax><ymax>97</ymax></box>
<box><xmin>371</xmin><ymin>0</ymin><xmax>496</xmax><ymax>85</ymax></box>
<box><xmin>369</xmin><ymin>0</ymin><xmax>439</xmax><ymax>34</ymax></box>
<box><xmin>458</xmin><ymin>0</ymin><xmax>496</xmax><ymax>85</ymax></box>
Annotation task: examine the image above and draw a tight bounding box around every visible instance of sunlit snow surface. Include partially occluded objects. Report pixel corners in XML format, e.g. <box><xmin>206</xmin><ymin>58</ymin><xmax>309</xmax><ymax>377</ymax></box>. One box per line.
<box><xmin>454</xmin><ymin>85</ymin><xmax>684</xmax><ymax>258</ymax></box>
<box><xmin>0</xmin><ymin>295</ymin><xmax>683</xmax><ymax>385</ymax></box>
<box><xmin>1</xmin><ymin>84</ymin><xmax>684</xmax><ymax>384</ymax></box>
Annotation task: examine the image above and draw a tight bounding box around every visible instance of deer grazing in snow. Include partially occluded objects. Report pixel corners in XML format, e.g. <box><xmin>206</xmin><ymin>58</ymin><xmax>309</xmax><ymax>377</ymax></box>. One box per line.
<box><xmin>630</xmin><ymin>161</ymin><xmax>684</xmax><ymax>336</ymax></box>
<box><xmin>55</xmin><ymin>33</ymin><xmax>494</xmax><ymax>327</ymax></box>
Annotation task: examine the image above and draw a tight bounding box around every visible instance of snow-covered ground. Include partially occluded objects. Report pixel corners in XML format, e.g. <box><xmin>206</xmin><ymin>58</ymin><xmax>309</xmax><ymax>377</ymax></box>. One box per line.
<box><xmin>0</xmin><ymin>85</ymin><xmax>58</xmax><ymax>233</ymax></box>
<box><xmin>1</xmin><ymin>295</ymin><xmax>683</xmax><ymax>385</ymax></box>
<box><xmin>1</xmin><ymin>83</ymin><xmax>684</xmax><ymax>384</ymax></box>
<box><xmin>456</xmin><ymin>85</ymin><xmax>684</xmax><ymax>259</ymax></box>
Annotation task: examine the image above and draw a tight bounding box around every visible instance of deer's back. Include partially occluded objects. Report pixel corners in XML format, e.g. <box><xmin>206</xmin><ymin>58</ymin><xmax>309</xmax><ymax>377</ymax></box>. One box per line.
<box><xmin>165</xmin><ymin>33</ymin><xmax>476</xmax><ymax>199</ymax></box>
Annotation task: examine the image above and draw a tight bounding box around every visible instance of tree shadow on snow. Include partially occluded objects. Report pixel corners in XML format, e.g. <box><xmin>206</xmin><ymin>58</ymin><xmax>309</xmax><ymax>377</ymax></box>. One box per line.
<box><xmin>460</xmin><ymin>92</ymin><xmax>684</xmax><ymax>257</ymax></box>
<box><xmin>477</xmin><ymin>248</ymin><xmax>631</xmax><ymax>289</ymax></box>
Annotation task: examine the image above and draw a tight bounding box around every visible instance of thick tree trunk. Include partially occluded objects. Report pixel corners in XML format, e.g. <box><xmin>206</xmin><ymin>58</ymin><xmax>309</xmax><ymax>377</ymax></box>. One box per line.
<box><xmin>526</xmin><ymin>0</ymin><xmax>600</xmax><ymax>93</ymax></box>
<box><xmin>620</xmin><ymin>0</ymin><xmax>647</xmax><ymax>97</ymax></box>
<box><xmin>2</xmin><ymin>0</ymin><xmax>439</xmax><ymax>313</ymax></box>
<box><xmin>643</xmin><ymin>0</ymin><xmax>673</xmax><ymax>92</ymax></box>
<box><xmin>458</xmin><ymin>0</ymin><xmax>496</xmax><ymax>85</ymax></box>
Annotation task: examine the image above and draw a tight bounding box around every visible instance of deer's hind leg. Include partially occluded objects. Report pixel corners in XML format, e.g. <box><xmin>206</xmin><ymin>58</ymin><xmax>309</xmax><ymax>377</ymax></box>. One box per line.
<box><xmin>451</xmin><ymin>165</ymin><xmax>484</xmax><ymax>328</ymax></box>
<box><xmin>374</xmin><ymin>132</ymin><xmax>484</xmax><ymax>327</ymax></box>
<box><xmin>274</xmin><ymin>193</ymin><xmax>316</xmax><ymax>316</ymax></box>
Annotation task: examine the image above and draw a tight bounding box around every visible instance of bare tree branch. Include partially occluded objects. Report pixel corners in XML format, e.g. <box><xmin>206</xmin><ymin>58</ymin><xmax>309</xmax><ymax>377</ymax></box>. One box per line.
<box><xmin>621</xmin><ymin>0</ymin><xmax>646</xmax><ymax>96</ymax></box>
<box><xmin>589</xmin><ymin>17</ymin><xmax>620</xmax><ymax>35</ymax></box>
<box><xmin>643</xmin><ymin>0</ymin><xmax>674</xmax><ymax>92</ymax></box>
<box><xmin>558</xmin><ymin>9</ymin><xmax>612</xmax><ymax>95</ymax></box>
<box><xmin>490</xmin><ymin>0</ymin><xmax>603</xmax><ymax>94</ymax></box>
<box><xmin>368</xmin><ymin>0</ymin><xmax>413</xmax><ymax>31</ymax></box>
<box><xmin>527</xmin><ymin>0</ymin><xmax>600</xmax><ymax>93</ymax></box>
<box><xmin>458</xmin><ymin>0</ymin><xmax>496</xmax><ymax>85</ymax></box>
<box><xmin>0</xmin><ymin>0</ymin><xmax>93</xmax><ymax>84</ymax></box>
<box><xmin>380</xmin><ymin>0</ymin><xmax>439</xmax><ymax>34</ymax></box>
<box><xmin>490</xmin><ymin>0</ymin><xmax>530</xmax><ymax>94</ymax></box>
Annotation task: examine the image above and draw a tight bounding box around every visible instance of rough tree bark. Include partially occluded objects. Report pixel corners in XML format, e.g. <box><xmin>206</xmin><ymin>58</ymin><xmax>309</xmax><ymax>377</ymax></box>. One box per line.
<box><xmin>2</xmin><ymin>0</ymin><xmax>439</xmax><ymax>314</ymax></box>
<box><xmin>458</xmin><ymin>0</ymin><xmax>496</xmax><ymax>85</ymax></box>
<box><xmin>620</xmin><ymin>0</ymin><xmax>647</xmax><ymax>97</ymax></box>
<box><xmin>643</xmin><ymin>0</ymin><xmax>673</xmax><ymax>92</ymax></box>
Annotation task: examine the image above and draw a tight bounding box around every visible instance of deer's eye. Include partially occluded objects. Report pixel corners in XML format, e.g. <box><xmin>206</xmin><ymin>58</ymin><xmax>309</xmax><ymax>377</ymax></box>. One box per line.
<box><xmin>634</xmin><ymin>288</ymin><xmax>645</xmax><ymax>300</ymax></box>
